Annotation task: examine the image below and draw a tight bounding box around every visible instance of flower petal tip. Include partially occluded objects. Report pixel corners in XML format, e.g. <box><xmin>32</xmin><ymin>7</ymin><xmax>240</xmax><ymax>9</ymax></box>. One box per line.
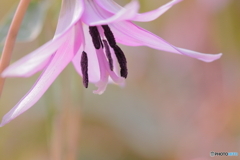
<box><xmin>0</xmin><ymin>122</ymin><xmax>4</xmax><ymax>127</ymax></box>
<box><xmin>200</xmin><ymin>53</ymin><xmax>223</xmax><ymax>62</ymax></box>
<box><xmin>93</xmin><ymin>86</ymin><xmax>106</xmax><ymax>95</ymax></box>
<box><xmin>1</xmin><ymin>73</ymin><xmax>7</xmax><ymax>78</ymax></box>
<box><xmin>171</xmin><ymin>0</ymin><xmax>183</xmax><ymax>3</ymax></box>
<box><xmin>1</xmin><ymin>69</ymin><xmax>26</xmax><ymax>78</ymax></box>
<box><xmin>93</xmin><ymin>90</ymin><xmax>104</xmax><ymax>95</ymax></box>
<box><xmin>1</xmin><ymin>69</ymin><xmax>16</xmax><ymax>78</ymax></box>
<box><xmin>0</xmin><ymin>117</ymin><xmax>11</xmax><ymax>127</ymax></box>
<box><xmin>0</xmin><ymin>122</ymin><xmax>6</xmax><ymax>127</ymax></box>
<box><xmin>93</xmin><ymin>81</ymin><xmax>108</xmax><ymax>95</ymax></box>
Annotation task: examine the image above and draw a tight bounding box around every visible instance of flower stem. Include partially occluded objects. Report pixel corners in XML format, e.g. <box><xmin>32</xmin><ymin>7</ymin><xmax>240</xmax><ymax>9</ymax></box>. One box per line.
<box><xmin>0</xmin><ymin>0</ymin><xmax>31</xmax><ymax>97</ymax></box>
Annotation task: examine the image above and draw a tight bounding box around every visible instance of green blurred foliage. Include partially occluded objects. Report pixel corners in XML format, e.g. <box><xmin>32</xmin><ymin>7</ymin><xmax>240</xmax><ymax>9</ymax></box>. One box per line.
<box><xmin>0</xmin><ymin>0</ymin><xmax>51</xmax><ymax>51</ymax></box>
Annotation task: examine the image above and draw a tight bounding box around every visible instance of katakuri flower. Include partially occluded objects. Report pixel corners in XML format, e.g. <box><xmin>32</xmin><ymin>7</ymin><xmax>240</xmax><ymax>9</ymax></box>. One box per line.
<box><xmin>0</xmin><ymin>0</ymin><xmax>222</xmax><ymax>126</ymax></box>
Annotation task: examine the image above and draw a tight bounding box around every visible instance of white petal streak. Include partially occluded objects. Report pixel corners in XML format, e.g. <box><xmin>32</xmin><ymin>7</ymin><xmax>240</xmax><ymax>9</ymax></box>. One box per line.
<box><xmin>82</xmin><ymin>0</ymin><xmax>139</xmax><ymax>26</ymax></box>
<box><xmin>0</xmin><ymin>36</ymin><xmax>75</xmax><ymax>127</ymax></box>
<box><xmin>55</xmin><ymin>0</ymin><xmax>84</xmax><ymax>36</ymax></box>
<box><xmin>132</xmin><ymin>0</ymin><xmax>182</xmax><ymax>22</ymax></box>
<box><xmin>95</xmin><ymin>0</ymin><xmax>182</xmax><ymax>22</ymax></box>
<box><xmin>111</xmin><ymin>21</ymin><xmax>222</xmax><ymax>62</ymax></box>
<box><xmin>2</xmin><ymin>31</ymin><xmax>70</xmax><ymax>77</ymax></box>
<box><xmin>94</xmin><ymin>0</ymin><xmax>122</xmax><ymax>13</ymax></box>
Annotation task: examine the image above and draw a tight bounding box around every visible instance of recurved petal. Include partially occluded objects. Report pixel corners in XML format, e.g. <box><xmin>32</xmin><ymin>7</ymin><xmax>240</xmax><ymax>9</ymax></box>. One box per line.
<box><xmin>54</xmin><ymin>0</ymin><xmax>84</xmax><ymax>37</ymax></box>
<box><xmin>82</xmin><ymin>0</ymin><xmax>139</xmax><ymax>26</ymax></box>
<box><xmin>111</xmin><ymin>21</ymin><xmax>222</xmax><ymax>62</ymax></box>
<box><xmin>94</xmin><ymin>0</ymin><xmax>122</xmax><ymax>13</ymax></box>
<box><xmin>0</xmin><ymin>38</ymin><xmax>75</xmax><ymax>127</ymax></box>
<box><xmin>132</xmin><ymin>0</ymin><xmax>182</xmax><ymax>22</ymax></box>
<box><xmin>2</xmin><ymin>30</ymin><xmax>70</xmax><ymax>77</ymax></box>
<box><xmin>95</xmin><ymin>0</ymin><xmax>182</xmax><ymax>22</ymax></box>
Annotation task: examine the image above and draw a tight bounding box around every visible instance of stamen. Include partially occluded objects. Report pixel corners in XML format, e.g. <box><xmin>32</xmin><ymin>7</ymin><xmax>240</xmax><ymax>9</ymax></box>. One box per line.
<box><xmin>103</xmin><ymin>40</ymin><xmax>113</xmax><ymax>71</ymax></box>
<box><xmin>102</xmin><ymin>25</ymin><xmax>116</xmax><ymax>48</ymax></box>
<box><xmin>81</xmin><ymin>51</ymin><xmax>89</xmax><ymax>88</ymax></box>
<box><xmin>89</xmin><ymin>26</ymin><xmax>102</xmax><ymax>49</ymax></box>
<box><xmin>113</xmin><ymin>45</ymin><xmax>128</xmax><ymax>78</ymax></box>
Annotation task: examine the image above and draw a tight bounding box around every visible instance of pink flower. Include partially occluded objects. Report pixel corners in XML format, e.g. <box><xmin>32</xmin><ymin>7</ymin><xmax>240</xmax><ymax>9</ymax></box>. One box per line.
<box><xmin>0</xmin><ymin>0</ymin><xmax>222</xmax><ymax>126</ymax></box>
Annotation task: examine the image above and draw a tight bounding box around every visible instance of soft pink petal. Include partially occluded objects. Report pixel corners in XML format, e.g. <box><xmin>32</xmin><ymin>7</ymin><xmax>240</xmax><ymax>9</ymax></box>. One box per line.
<box><xmin>95</xmin><ymin>0</ymin><xmax>182</xmax><ymax>22</ymax></box>
<box><xmin>94</xmin><ymin>0</ymin><xmax>122</xmax><ymax>13</ymax></box>
<box><xmin>132</xmin><ymin>0</ymin><xmax>182</xmax><ymax>22</ymax></box>
<box><xmin>2</xmin><ymin>30</ymin><xmax>71</xmax><ymax>77</ymax></box>
<box><xmin>88</xmin><ymin>1</ymin><xmax>222</xmax><ymax>62</ymax></box>
<box><xmin>0</xmin><ymin>37</ymin><xmax>75</xmax><ymax>127</ymax></box>
<box><xmin>8</xmin><ymin>57</ymin><xmax>53</xmax><ymax>77</ymax></box>
<box><xmin>54</xmin><ymin>0</ymin><xmax>84</xmax><ymax>37</ymax></box>
<box><xmin>73</xmin><ymin>21</ymin><xmax>83</xmax><ymax>54</ymax></box>
<box><xmin>82</xmin><ymin>0</ymin><xmax>139</xmax><ymax>26</ymax></box>
<box><xmin>108</xmin><ymin>70</ymin><xmax>125</xmax><ymax>86</ymax></box>
<box><xmin>93</xmin><ymin>49</ymin><xmax>109</xmax><ymax>94</ymax></box>
<box><xmin>72</xmin><ymin>24</ymin><xmax>100</xmax><ymax>83</ymax></box>
<box><xmin>2</xmin><ymin>0</ymin><xmax>83</xmax><ymax>78</ymax></box>
<box><xmin>72</xmin><ymin>50</ymin><xmax>101</xmax><ymax>83</ymax></box>
<box><xmin>98</xmin><ymin>27</ymin><xmax>125</xmax><ymax>86</ymax></box>
<box><xmin>105</xmin><ymin>56</ymin><xmax>125</xmax><ymax>86</ymax></box>
<box><xmin>111</xmin><ymin>21</ymin><xmax>222</xmax><ymax>62</ymax></box>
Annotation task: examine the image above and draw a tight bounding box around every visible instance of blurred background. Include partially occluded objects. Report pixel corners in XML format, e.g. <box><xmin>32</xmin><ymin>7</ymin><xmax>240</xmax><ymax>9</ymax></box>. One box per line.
<box><xmin>0</xmin><ymin>0</ymin><xmax>240</xmax><ymax>159</ymax></box>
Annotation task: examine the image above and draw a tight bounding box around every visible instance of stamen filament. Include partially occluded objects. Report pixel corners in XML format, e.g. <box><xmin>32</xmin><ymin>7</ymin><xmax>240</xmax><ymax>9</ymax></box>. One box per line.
<box><xmin>102</xmin><ymin>40</ymin><xmax>113</xmax><ymax>71</ymax></box>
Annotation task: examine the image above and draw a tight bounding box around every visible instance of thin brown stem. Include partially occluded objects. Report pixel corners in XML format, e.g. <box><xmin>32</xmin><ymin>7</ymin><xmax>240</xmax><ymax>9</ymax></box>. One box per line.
<box><xmin>0</xmin><ymin>0</ymin><xmax>31</xmax><ymax>97</ymax></box>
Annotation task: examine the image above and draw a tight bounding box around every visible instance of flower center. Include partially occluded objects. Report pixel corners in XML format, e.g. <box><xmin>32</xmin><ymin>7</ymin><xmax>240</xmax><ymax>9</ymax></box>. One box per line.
<box><xmin>81</xmin><ymin>25</ymin><xmax>128</xmax><ymax>88</ymax></box>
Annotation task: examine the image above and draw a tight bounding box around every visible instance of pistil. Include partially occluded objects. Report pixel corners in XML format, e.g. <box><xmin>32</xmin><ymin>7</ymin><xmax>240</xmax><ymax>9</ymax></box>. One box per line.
<box><xmin>103</xmin><ymin>40</ymin><xmax>113</xmax><ymax>71</ymax></box>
